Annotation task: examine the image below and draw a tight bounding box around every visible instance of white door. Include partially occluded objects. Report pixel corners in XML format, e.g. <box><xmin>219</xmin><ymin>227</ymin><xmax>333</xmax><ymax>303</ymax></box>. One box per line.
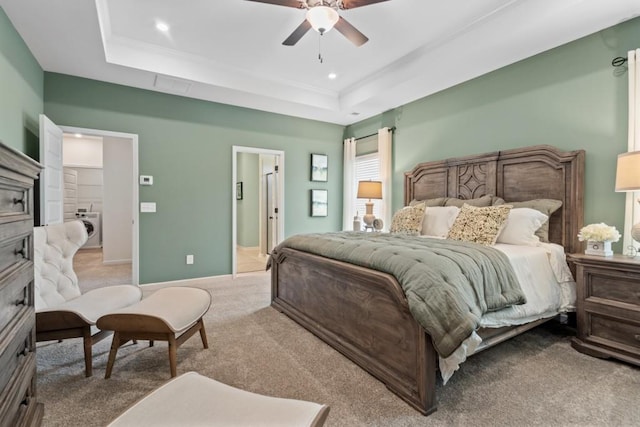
<box><xmin>39</xmin><ymin>114</ymin><xmax>64</xmax><ymax>225</ymax></box>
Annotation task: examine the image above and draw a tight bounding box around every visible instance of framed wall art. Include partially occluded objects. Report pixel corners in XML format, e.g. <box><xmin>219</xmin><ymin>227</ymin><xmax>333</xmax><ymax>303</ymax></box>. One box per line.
<box><xmin>310</xmin><ymin>189</ymin><xmax>328</xmax><ymax>217</ymax></box>
<box><xmin>310</xmin><ymin>153</ymin><xmax>328</xmax><ymax>182</ymax></box>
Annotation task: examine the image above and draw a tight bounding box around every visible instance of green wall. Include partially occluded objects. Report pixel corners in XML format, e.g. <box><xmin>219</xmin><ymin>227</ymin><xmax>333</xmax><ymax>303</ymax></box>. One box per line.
<box><xmin>44</xmin><ymin>73</ymin><xmax>344</xmax><ymax>283</ymax></box>
<box><xmin>347</xmin><ymin>17</ymin><xmax>640</xmax><ymax>253</ymax></box>
<box><xmin>0</xmin><ymin>7</ymin><xmax>43</xmax><ymax>158</ymax></box>
<box><xmin>237</xmin><ymin>152</ymin><xmax>259</xmax><ymax>247</ymax></box>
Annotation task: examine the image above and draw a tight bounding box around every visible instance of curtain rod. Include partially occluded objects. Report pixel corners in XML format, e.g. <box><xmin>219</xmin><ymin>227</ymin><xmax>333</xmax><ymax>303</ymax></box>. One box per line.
<box><xmin>354</xmin><ymin>126</ymin><xmax>396</xmax><ymax>142</ymax></box>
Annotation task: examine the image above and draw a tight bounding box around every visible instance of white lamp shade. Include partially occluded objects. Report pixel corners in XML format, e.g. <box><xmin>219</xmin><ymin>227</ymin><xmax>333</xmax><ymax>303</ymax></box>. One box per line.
<box><xmin>306</xmin><ymin>6</ymin><xmax>339</xmax><ymax>34</ymax></box>
<box><xmin>357</xmin><ymin>180</ymin><xmax>382</xmax><ymax>200</ymax></box>
<box><xmin>615</xmin><ymin>151</ymin><xmax>640</xmax><ymax>192</ymax></box>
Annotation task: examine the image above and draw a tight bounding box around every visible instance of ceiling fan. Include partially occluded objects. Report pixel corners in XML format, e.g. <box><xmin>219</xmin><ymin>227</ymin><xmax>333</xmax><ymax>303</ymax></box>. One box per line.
<box><xmin>245</xmin><ymin>0</ymin><xmax>390</xmax><ymax>47</ymax></box>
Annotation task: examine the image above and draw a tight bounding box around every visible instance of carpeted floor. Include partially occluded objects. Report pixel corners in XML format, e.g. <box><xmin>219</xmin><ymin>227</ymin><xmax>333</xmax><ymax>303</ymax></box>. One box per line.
<box><xmin>37</xmin><ymin>272</ymin><xmax>640</xmax><ymax>426</ymax></box>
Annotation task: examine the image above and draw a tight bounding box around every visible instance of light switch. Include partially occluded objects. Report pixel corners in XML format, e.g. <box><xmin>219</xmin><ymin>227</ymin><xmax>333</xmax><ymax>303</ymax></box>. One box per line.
<box><xmin>140</xmin><ymin>202</ymin><xmax>156</xmax><ymax>213</ymax></box>
<box><xmin>140</xmin><ymin>175</ymin><xmax>153</xmax><ymax>185</ymax></box>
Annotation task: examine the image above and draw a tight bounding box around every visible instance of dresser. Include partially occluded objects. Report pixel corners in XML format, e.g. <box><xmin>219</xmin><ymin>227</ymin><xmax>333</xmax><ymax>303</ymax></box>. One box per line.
<box><xmin>568</xmin><ymin>253</ymin><xmax>640</xmax><ymax>366</ymax></box>
<box><xmin>0</xmin><ymin>142</ymin><xmax>43</xmax><ymax>426</ymax></box>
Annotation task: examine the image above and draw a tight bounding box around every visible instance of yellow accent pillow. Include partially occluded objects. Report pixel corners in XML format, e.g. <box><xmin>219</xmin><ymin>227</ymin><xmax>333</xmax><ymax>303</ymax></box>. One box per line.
<box><xmin>447</xmin><ymin>203</ymin><xmax>512</xmax><ymax>245</ymax></box>
<box><xmin>390</xmin><ymin>203</ymin><xmax>426</xmax><ymax>235</ymax></box>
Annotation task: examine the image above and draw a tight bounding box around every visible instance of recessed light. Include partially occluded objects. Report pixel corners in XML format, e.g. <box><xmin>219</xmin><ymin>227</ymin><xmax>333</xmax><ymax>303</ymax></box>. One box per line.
<box><xmin>328</xmin><ymin>73</ymin><xmax>337</xmax><ymax>80</ymax></box>
<box><xmin>156</xmin><ymin>21</ymin><xmax>170</xmax><ymax>32</ymax></box>
<box><xmin>74</xmin><ymin>133</ymin><xmax>83</xmax><ymax>138</ymax></box>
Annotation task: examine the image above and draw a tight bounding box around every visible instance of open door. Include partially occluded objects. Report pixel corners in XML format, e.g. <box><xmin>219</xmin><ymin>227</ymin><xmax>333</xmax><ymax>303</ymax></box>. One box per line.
<box><xmin>39</xmin><ymin>114</ymin><xmax>64</xmax><ymax>225</ymax></box>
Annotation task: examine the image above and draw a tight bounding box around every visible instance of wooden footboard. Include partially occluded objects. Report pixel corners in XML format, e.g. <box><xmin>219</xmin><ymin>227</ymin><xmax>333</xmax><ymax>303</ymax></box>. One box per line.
<box><xmin>270</xmin><ymin>248</ymin><xmax>438</xmax><ymax>415</ymax></box>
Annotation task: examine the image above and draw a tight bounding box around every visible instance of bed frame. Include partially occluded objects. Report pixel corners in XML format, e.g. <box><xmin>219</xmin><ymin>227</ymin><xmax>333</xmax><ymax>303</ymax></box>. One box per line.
<box><xmin>270</xmin><ymin>145</ymin><xmax>585</xmax><ymax>414</ymax></box>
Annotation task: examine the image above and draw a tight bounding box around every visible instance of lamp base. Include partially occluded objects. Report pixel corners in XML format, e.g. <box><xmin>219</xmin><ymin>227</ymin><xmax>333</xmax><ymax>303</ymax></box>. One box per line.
<box><xmin>363</xmin><ymin>202</ymin><xmax>375</xmax><ymax>227</ymax></box>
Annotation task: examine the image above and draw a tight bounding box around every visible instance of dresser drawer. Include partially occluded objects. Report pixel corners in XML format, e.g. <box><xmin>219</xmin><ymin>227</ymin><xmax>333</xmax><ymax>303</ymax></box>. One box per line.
<box><xmin>587</xmin><ymin>272</ymin><xmax>640</xmax><ymax>307</ymax></box>
<box><xmin>0</xmin><ymin>308</ymin><xmax>34</xmax><ymax>394</ymax></box>
<box><xmin>0</xmin><ymin>262</ymin><xmax>32</xmax><ymax>333</ymax></box>
<box><xmin>588</xmin><ymin>313</ymin><xmax>640</xmax><ymax>356</ymax></box>
<box><xmin>0</xmin><ymin>352</ymin><xmax>36</xmax><ymax>427</ymax></box>
<box><xmin>0</xmin><ymin>179</ymin><xmax>31</xmax><ymax>220</ymax></box>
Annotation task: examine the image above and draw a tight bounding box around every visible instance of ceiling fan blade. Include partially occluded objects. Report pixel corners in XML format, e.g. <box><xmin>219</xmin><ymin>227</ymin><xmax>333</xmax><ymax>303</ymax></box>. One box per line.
<box><xmin>339</xmin><ymin>0</ymin><xmax>390</xmax><ymax>10</ymax></box>
<box><xmin>283</xmin><ymin>20</ymin><xmax>312</xmax><ymax>46</ymax></box>
<box><xmin>333</xmin><ymin>17</ymin><xmax>368</xmax><ymax>46</ymax></box>
<box><xmin>244</xmin><ymin>0</ymin><xmax>304</xmax><ymax>8</ymax></box>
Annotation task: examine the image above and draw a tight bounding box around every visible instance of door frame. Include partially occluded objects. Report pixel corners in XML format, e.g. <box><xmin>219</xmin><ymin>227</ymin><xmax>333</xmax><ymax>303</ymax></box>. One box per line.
<box><xmin>232</xmin><ymin>146</ymin><xmax>284</xmax><ymax>277</ymax></box>
<box><xmin>60</xmin><ymin>125</ymin><xmax>140</xmax><ymax>286</ymax></box>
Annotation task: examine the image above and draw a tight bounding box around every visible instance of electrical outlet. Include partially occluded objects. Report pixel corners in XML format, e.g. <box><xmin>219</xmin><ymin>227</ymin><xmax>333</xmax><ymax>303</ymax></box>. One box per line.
<box><xmin>186</xmin><ymin>254</ymin><xmax>194</xmax><ymax>265</ymax></box>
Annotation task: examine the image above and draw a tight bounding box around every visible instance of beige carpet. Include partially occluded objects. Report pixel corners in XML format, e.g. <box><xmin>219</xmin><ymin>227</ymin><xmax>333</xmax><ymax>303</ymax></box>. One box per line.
<box><xmin>74</xmin><ymin>248</ymin><xmax>132</xmax><ymax>293</ymax></box>
<box><xmin>37</xmin><ymin>272</ymin><xmax>640</xmax><ymax>426</ymax></box>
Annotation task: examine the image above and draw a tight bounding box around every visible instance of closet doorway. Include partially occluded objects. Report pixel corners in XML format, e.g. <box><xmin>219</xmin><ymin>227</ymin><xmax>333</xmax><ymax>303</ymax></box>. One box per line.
<box><xmin>232</xmin><ymin>146</ymin><xmax>284</xmax><ymax>277</ymax></box>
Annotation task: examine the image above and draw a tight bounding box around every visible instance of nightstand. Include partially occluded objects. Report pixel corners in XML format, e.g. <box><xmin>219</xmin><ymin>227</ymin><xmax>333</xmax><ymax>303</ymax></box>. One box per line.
<box><xmin>567</xmin><ymin>253</ymin><xmax>640</xmax><ymax>366</ymax></box>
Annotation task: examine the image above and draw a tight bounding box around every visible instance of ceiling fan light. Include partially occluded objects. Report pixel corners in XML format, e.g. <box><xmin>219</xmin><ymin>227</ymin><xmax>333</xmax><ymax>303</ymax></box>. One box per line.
<box><xmin>306</xmin><ymin>6</ymin><xmax>339</xmax><ymax>34</ymax></box>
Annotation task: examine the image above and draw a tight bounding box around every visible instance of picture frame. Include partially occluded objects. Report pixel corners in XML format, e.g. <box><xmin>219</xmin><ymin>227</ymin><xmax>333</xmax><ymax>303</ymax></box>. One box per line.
<box><xmin>310</xmin><ymin>153</ymin><xmax>328</xmax><ymax>182</ymax></box>
<box><xmin>310</xmin><ymin>189</ymin><xmax>328</xmax><ymax>217</ymax></box>
<box><xmin>236</xmin><ymin>182</ymin><xmax>243</xmax><ymax>200</ymax></box>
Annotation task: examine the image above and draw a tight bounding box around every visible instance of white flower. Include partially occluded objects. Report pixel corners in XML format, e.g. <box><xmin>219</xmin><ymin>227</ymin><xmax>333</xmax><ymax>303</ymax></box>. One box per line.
<box><xmin>577</xmin><ymin>223</ymin><xmax>621</xmax><ymax>243</ymax></box>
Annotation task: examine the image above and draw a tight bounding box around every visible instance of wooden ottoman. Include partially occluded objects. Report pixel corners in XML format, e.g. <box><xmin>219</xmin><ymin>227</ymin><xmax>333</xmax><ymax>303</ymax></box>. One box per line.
<box><xmin>96</xmin><ymin>287</ymin><xmax>211</xmax><ymax>378</ymax></box>
<box><xmin>108</xmin><ymin>372</ymin><xmax>330</xmax><ymax>427</ymax></box>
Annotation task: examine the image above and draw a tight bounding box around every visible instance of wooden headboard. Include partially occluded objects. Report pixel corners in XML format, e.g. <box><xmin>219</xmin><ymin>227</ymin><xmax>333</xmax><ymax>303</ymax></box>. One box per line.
<box><xmin>404</xmin><ymin>145</ymin><xmax>585</xmax><ymax>254</ymax></box>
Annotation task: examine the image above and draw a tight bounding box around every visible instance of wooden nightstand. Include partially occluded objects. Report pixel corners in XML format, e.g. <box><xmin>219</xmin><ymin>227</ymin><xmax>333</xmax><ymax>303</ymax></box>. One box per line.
<box><xmin>567</xmin><ymin>253</ymin><xmax>640</xmax><ymax>366</ymax></box>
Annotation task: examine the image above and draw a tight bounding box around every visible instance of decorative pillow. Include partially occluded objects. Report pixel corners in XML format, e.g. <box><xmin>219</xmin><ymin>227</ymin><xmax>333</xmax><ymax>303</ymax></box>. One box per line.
<box><xmin>507</xmin><ymin>199</ymin><xmax>562</xmax><ymax>242</ymax></box>
<box><xmin>390</xmin><ymin>203</ymin><xmax>426</xmax><ymax>235</ymax></box>
<box><xmin>447</xmin><ymin>204</ymin><xmax>512</xmax><ymax>246</ymax></box>
<box><xmin>496</xmin><ymin>208</ymin><xmax>548</xmax><ymax>246</ymax></box>
<box><xmin>444</xmin><ymin>194</ymin><xmax>494</xmax><ymax>208</ymax></box>
<box><xmin>491</xmin><ymin>196</ymin><xmax>506</xmax><ymax>206</ymax></box>
<box><xmin>409</xmin><ymin>197</ymin><xmax>447</xmax><ymax>207</ymax></box>
<box><xmin>421</xmin><ymin>206</ymin><xmax>460</xmax><ymax>237</ymax></box>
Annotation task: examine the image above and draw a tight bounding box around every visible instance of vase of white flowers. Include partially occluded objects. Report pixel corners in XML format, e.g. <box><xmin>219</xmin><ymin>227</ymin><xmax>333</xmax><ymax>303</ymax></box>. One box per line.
<box><xmin>578</xmin><ymin>223</ymin><xmax>621</xmax><ymax>257</ymax></box>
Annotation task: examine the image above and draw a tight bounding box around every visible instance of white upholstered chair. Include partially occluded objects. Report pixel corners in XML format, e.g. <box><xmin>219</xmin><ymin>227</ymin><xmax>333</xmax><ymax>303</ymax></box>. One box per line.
<box><xmin>34</xmin><ymin>220</ymin><xmax>142</xmax><ymax>377</ymax></box>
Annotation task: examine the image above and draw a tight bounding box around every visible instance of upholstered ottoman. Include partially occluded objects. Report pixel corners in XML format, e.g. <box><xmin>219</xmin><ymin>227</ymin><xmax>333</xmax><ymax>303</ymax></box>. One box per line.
<box><xmin>96</xmin><ymin>287</ymin><xmax>211</xmax><ymax>378</ymax></box>
<box><xmin>108</xmin><ymin>372</ymin><xmax>330</xmax><ymax>427</ymax></box>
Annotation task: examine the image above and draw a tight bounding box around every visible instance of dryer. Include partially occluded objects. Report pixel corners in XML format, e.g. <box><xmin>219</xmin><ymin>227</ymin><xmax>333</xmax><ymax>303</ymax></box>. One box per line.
<box><xmin>76</xmin><ymin>212</ymin><xmax>101</xmax><ymax>248</ymax></box>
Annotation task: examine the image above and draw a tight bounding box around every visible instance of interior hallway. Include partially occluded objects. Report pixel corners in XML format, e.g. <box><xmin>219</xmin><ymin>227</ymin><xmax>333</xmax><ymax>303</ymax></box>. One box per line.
<box><xmin>237</xmin><ymin>246</ymin><xmax>268</xmax><ymax>273</ymax></box>
<box><xmin>74</xmin><ymin>248</ymin><xmax>132</xmax><ymax>293</ymax></box>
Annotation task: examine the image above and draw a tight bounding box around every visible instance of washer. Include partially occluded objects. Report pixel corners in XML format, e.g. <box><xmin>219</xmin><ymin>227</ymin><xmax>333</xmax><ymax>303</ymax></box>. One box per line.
<box><xmin>76</xmin><ymin>212</ymin><xmax>101</xmax><ymax>248</ymax></box>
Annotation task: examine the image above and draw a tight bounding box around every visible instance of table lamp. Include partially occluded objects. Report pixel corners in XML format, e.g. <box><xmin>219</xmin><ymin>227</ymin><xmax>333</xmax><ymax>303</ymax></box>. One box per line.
<box><xmin>615</xmin><ymin>150</ymin><xmax>640</xmax><ymax>245</ymax></box>
<box><xmin>357</xmin><ymin>180</ymin><xmax>382</xmax><ymax>229</ymax></box>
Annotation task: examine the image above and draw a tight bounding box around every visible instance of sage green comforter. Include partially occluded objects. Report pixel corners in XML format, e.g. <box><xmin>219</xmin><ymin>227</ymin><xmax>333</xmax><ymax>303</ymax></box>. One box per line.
<box><xmin>270</xmin><ymin>232</ymin><xmax>525</xmax><ymax>358</ymax></box>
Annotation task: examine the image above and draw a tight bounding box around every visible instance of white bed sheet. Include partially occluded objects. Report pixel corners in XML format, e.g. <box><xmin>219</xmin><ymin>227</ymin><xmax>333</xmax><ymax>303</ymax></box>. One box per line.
<box><xmin>438</xmin><ymin>241</ymin><xmax>576</xmax><ymax>383</ymax></box>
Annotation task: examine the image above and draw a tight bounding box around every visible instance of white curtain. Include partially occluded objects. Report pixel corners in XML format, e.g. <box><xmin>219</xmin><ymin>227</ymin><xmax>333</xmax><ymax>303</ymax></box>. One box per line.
<box><xmin>624</xmin><ymin>49</ymin><xmax>640</xmax><ymax>250</ymax></box>
<box><xmin>378</xmin><ymin>128</ymin><xmax>393</xmax><ymax>231</ymax></box>
<box><xmin>342</xmin><ymin>137</ymin><xmax>357</xmax><ymax>231</ymax></box>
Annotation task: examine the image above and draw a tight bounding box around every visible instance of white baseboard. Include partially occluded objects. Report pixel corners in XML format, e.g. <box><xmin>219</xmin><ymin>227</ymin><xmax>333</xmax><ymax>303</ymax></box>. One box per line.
<box><xmin>140</xmin><ymin>274</ymin><xmax>234</xmax><ymax>290</ymax></box>
<box><xmin>102</xmin><ymin>259</ymin><xmax>132</xmax><ymax>266</ymax></box>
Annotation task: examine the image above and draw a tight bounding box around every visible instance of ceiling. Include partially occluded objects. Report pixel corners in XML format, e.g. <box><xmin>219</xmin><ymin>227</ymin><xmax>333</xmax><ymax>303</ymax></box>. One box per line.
<box><xmin>2</xmin><ymin>0</ymin><xmax>640</xmax><ymax>125</ymax></box>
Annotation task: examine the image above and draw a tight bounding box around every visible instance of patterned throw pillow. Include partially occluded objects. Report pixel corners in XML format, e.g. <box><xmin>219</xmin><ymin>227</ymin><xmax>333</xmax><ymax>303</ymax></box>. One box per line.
<box><xmin>390</xmin><ymin>203</ymin><xmax>426</xmax><ymax>235</ymax></box>
<box><xmin>447</xmin><ymin>203</ymin><xmax>512</xmax><ymax>246</ymax></box>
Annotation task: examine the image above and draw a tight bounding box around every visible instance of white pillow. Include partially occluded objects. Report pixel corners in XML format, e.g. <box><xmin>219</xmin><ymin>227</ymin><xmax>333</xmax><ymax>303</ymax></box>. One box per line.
<box><xmin>421</xmin><ymin>206</ymin><xmax>460</xmax><ymax>237</ymax></box>
<box><xmin>496</xmin><ymin>208</ymin><xmax>548</xmax><ymax>246</ymax></box>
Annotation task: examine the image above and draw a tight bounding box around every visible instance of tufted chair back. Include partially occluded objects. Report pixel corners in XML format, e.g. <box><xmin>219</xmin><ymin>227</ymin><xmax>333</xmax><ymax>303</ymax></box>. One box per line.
<box><xmin>34</xmin><ymin>220</ymin><xmax>88</xmax><ymax>311</ymax></box>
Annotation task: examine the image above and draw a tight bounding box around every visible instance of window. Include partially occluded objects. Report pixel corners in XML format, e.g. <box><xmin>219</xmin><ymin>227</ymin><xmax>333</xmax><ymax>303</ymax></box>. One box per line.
<box><xmin>355</xmin><ymin>152</ymin><xmax>381</xmax><ymax>219</ymax></box>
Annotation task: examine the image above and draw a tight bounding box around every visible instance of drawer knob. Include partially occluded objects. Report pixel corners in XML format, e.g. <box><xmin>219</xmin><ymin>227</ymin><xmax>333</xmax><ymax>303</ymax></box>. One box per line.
<box><xmin>14</xmin><ymin>299</ymin><xmax>26</xmax><ymax>306</ymax></box>
<box><xmin>14</xmin><ymin>248</ymin><xmax>25</xmax><ymax>258</ymax></box>
<box><xmin>17</xmin><ymin>347</ymin><xmax>28</xmax><ymax>358</ymax></box>
<box><xmin>12</xmin><ymin>197</ymin><xmax>24</xmax><ymax>206</ymax></box>
<box><xmin>635</xmin><ymin>335</ymin><xmax>640</xmax><ymax>342</ymax></box>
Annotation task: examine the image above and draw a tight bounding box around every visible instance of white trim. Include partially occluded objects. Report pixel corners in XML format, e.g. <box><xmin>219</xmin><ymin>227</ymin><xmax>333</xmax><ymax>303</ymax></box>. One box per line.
<box><xmin>140</xmin><ymin>274</ymin><xmax>233</xmax><ymax>290</ymax></box>
<box><xmin>60</xmin><ymin>125</ymin><xmax>140</xmax><ymax>286</ymax></box>
<box><xmin>102</xmin><ymin>259</ymin><xmax>131</xmax><ymax>266</ymax></box>
<box><xmin>141</xmin><ymin>271</ymin><xmax>268</xmax><ymax>291</ymax></box>
<box><xmin>232</xmin><ymin>146</ymin><xmax>285</xmax><ymax>278</ymax></box>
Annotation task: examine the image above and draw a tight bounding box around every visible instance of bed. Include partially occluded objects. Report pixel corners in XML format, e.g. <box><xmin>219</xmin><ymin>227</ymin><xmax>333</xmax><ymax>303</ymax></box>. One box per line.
<box><xmin>269</xmin><ymin>145</ymin><xmax>585</xmax><ymax>415</ymax></box>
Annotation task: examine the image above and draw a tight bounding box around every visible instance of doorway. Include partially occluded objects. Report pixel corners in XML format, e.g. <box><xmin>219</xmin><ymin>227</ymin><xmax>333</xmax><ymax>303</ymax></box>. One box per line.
<box><xmin>232</xmin><ymin>146</ymin><xmax>284</xmax><ymax>277</ymax></box>
<box><xmin>39</xmin><ymin>116</ymin><xmax>140</xmax><ymax>286</ymax></box>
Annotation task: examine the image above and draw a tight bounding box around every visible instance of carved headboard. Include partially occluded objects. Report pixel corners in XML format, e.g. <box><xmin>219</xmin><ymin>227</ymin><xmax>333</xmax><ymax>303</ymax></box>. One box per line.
<box><xmin>404</xmin><ymin>145</ymin><xmax>585</xmax><ymax>254</ymax></box>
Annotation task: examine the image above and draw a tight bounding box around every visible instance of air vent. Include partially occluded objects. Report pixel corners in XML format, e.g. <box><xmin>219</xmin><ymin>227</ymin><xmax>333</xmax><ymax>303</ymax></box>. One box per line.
<box><xmin>153</xmin><ymin>75</ymin><xmax>192</xmax><ymax>94</ymax></box>
<box><xmin>350</xmin><ymin>112</ymin><xmax>360</xmax><ymax>116</ymax></box>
